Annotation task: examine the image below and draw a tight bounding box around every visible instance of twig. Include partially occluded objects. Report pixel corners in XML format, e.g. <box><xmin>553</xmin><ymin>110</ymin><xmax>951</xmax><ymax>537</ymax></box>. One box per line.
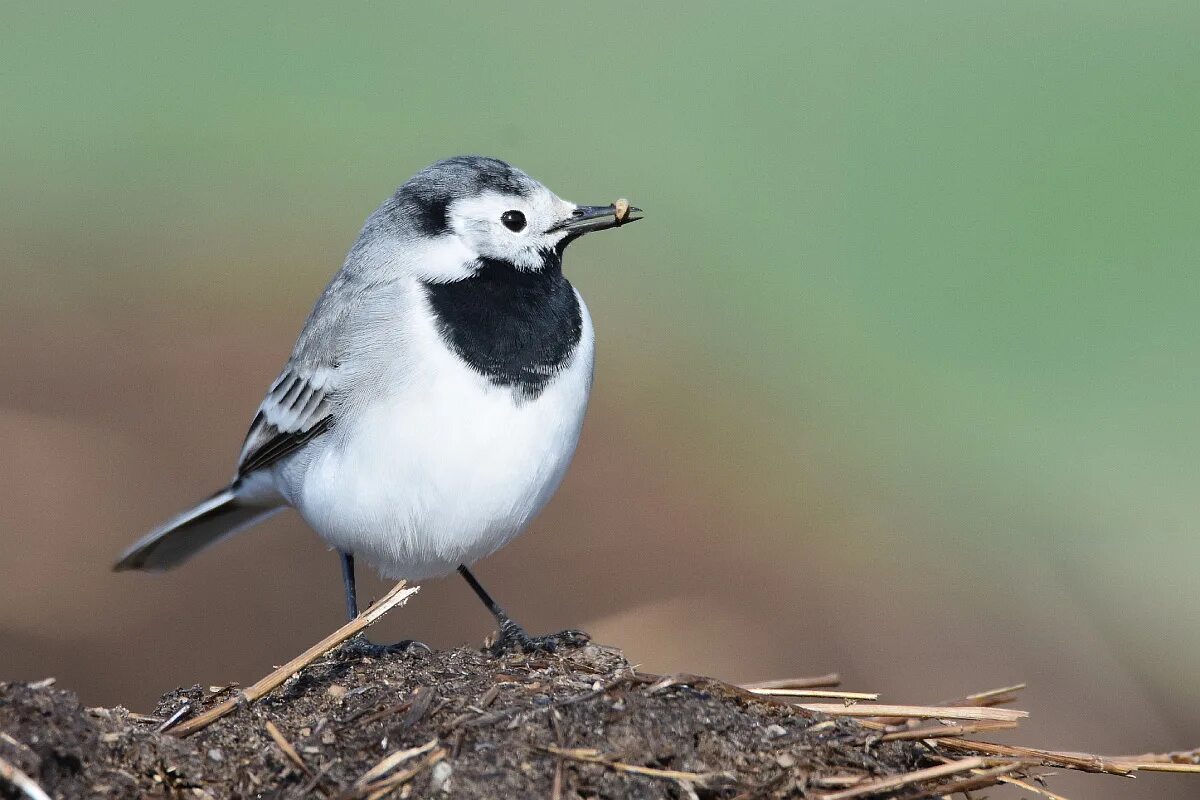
<box><xmin>1124</xmin><ymin>763</ymin><xmax>1200</xmax><ymax>773</ymax></box>
<box><xmin>876</xmin><ymin>720</ymin><xmax>1019</xmax><ymax>742</ymax></box>
<box><xmin>749</xmin><ymin>688</ymin><xmax>879</xmax><ymax>702</ymax></box>
<box><xmin>551</xmin><ymin>758</ymin><xmax>564</xmax><ymax>800</ymax></box>
<box><xmin>1051</xmin><ymin>746</ymin><xmax>1200</xmax><ymax>771</ymax></box>
<box><xmin>938</xmin><ymin>738</ymin><xmax>1200</xmax><ymax>774</ymax></box>
<box><xmin>336</xmin><ymin>740</ymin><xmax>444</xmax><ymax>800</ymax></box>
<box><xmin>539</xmin><ymin>745</ymin><xmax>734</xmax><ymax>788</ymax></box>
<box><xmin>171</xmin><ymin>581</ymin><xmax>419</xmax><ymax>737</ymax></box>
<box><xmin>265</xmin><ymin>721</ymin><xmax>311</xmax><ymax>775</ymax></box>
<box><xmin>938</xmin><ymin>683</ymin><xmax>1026</xmax><ymax>708</ymax></box>
<box><xmin>816</xmin><ymin>756</ymin><xmax>987</xmax><ymax>799</ymax></box>
<box><xmin>996</xmin><ymin>774</ymin><xmax>1073</xmax><ymax>800</ymax></box>
<box><xmin>363</xmin><ymin>750</ymin><xmax>445</xmax><ymax>800</ymax></box>
<box><xmin>356</xmin><ymin>739</ymin><xmax>439</xmax><ymax>786</ymax></box>
<box><xmin>156</xmin><ymin>702</ymin><xmax>192</xmax><ymax>733</ymax></box>
<box><xmin>550</xmin><ymin>709</ymin><xmax>565</xmax><ymax>800</ymax></box>
<box><xmin>0</xmin><ymin>754</ymin><xmax>52</xmax><ymax>800</ymax></box>
<box><xmin>399</xmin><ymin>686</ymin><xmax>436</xmax><ymax>728</ymax></box>
<box><xmin>0</xmin><ymin>734</ymin><xmax>35</xmax><ymax>760</ymax></box>
<box><xmin>854</xmin><ymin>683</ymin><xmax>1030</xmax><ymax>732</ymax></box>
<box><xmin>797</xmin><ymin>704</ymin><xmax>1027</xmax><ymax>722</ymax></box>
<box><xmin>1102</xmin><ymin>747</ymin><xmax>1200</xmax><ymax>765</ymax></box>
<box><xmin>741</xmin><ymin>673</ymin><xmax>841</xmax><ymax>690</ymax></box>
<box><xmin>931</xmin><ymin>762</ymin><xmax>1032</xmax><ymax>796</ymax></box>
<box><xmin>644</xmin><ymin>673</ymin><xmax>705</xmax><ymax>695</ymax></box>
<box><xmin>357</xmin><ymin>699</ymin><xmax>412</xmax><ymax>728</ymax></box>
<box><xmin>477</xmin><ymin>683</ymin><xmax>503</xmax><ymax>709</ymax></box>
<box><xmin>936</xmin><ymin>738</ymin><xmax>1134</xmax><ymax>774</ymax></box>
<box><xmin>813</xmin><ymin>775</ymin><xmax>866</xmax><ymax>788</ymax></box>
<box><xmin>865</xmin><ymin>684</ymin><xmax>1027</xmax><ymax>729</ymax></box>
<box><xmin>932</xmin><ymin>754</ymin><xmax>1070</xmax><ymax>800</ymax></box>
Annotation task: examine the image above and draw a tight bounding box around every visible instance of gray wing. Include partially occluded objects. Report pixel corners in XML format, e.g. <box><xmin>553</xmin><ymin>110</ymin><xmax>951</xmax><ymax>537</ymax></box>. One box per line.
<box><xmin>234</xmin><ymin>212</ymin><xmax>405</xmax><ymax>477</ymax></box>
<box><xmin>234</xmin><ymin>267</ymin><xmax>371</xmax><ymax>477</ymax></box>
<box><xmin>236</xmin><ymin>365</ymin><xmax>336</xmax><ymax>476</ymax></box>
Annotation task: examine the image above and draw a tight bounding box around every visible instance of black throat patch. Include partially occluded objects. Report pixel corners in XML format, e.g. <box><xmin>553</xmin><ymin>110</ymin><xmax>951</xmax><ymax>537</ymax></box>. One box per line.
<box><xmin>424</xmin><ymin>253</ymin><xmax>583</xmax><ymax>400</ymax></box>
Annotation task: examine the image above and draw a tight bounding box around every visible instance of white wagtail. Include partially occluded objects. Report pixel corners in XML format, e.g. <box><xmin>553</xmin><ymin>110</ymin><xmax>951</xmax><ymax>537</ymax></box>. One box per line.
<box><xmin>114</xmin><ymin>156</ymin><xmax>641</xmax><ymax>652</ymax></box>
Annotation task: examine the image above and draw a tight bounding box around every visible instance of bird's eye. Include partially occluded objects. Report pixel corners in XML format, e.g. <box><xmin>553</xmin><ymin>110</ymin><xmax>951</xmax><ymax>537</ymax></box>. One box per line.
<box><xmin>500</xmin><ymin>210</ymin><xmax>527</xmax><ymax>232</ymax></box>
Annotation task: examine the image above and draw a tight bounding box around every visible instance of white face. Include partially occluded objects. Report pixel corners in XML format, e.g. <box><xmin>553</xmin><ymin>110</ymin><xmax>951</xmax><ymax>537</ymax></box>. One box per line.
<box><xmin>368</xmin><ymin>161</ymin><xmax>625</xmax><ymax>284</ymax></box>
<box><xmin>447</xmin><ymin>186</ymin><xmax>578</xmax><ymax>271</ymax></box>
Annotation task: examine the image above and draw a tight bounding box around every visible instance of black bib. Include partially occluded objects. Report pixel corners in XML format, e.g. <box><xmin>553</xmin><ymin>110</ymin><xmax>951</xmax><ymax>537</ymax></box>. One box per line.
<box><xmin>424</xmin><ymin>255</ymin><xmax>583</xmax><ymax>400</ymax></box>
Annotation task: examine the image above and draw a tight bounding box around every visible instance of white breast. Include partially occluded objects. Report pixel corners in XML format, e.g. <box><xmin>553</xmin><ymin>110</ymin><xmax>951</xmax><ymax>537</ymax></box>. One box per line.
<box><xmin>289</xmin><ymin>285</ymin><xmax>594</xmax><ymax>580</ymax></box>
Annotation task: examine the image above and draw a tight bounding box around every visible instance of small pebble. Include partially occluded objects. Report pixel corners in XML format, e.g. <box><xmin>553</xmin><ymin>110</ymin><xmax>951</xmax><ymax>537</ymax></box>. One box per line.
<box><xmin>430</xmin><ymin>760</ymin><xmax>453</xmax><ymax>793</ymax></box>
<box><xmin>207</xmin><ymin>749</ymin><xmax>224</xmax><ymax>763</ymax></box>
<box><xmin>776</xmin><ymin>753</ymin><xmax>796</xmax><ymax>768</ymax></box>
<box><xmin>765</xmin><ymin>724</ymin><xmax>787</xmax><ymax>738</ymax></box>
<box><xmin>326</xmin><ymin>684</ymin><xmax>348</xmax><ymax>699</ymax></box>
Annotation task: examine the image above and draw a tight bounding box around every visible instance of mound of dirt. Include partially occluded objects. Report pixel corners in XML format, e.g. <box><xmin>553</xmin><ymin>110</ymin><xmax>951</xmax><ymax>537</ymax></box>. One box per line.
<box><xmin>1</xmin><ymin>640</ymin><xmax>945</xmax><ymax>799</ymax></box>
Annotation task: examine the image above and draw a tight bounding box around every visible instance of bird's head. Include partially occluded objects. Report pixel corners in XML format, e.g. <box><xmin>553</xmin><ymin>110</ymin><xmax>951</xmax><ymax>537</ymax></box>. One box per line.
<box><xmin>359</xmin><ymin>156</ymin><xmax>640</xmax><ymax>282</ymax></box>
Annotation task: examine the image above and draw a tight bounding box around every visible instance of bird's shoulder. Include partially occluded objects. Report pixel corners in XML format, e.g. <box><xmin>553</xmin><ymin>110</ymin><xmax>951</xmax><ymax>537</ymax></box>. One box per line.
<box><xmin>235</xmin><ymin>361</ymin><xmax>337</xmax><ymax>477</ymax></box>
<box><xmin>235</xmin><ymin>268</ymin><xmax>404</xmax><ymax>477</ymax></box>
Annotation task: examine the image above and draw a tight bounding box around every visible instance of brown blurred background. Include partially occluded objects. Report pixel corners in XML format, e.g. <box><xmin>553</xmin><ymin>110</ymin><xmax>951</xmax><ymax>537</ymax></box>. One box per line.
<box><xmin>4</xmin><ymin>4</ymin><xmax>1200</xmax><ymax>797</ymax></box>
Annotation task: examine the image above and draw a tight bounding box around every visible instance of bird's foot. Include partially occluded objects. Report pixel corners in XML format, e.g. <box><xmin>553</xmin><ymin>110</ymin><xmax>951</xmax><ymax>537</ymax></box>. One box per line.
<box><xmin>487</xmin><ymin>621</ymin><xmax>590</xmax><ymax>655</ymax></box>
<box><xmin>341</xmin><ymin>633</ymin><xmax>431</xmax><ymax>659</ymax></box>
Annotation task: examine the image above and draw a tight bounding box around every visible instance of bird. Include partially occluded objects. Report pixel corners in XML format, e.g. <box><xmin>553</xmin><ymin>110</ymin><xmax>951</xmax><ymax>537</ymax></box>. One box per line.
<box><xmin>114</xmin><ymin>155</ymin><xmax>641</xmax><ymax>653</ymax></box>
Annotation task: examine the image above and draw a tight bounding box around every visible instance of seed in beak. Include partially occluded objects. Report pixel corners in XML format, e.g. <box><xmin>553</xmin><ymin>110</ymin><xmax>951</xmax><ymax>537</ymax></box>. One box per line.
<box><xmin>614</xmin><ymin>198</ymin><xmax>631</xmax><ymax>224</ymax></box>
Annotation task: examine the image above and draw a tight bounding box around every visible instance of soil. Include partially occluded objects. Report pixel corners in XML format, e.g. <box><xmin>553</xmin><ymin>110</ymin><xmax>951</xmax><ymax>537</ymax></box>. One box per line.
<box><xmin>1</xmin><ymin>639</ymin><xmax>951</xmax><ymax>799</ymax></box>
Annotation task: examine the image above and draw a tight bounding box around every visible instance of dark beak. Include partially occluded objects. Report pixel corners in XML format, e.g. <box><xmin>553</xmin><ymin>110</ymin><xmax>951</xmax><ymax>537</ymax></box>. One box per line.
<box><xmin>550</xmin><ymin>203</ymin><xmax>644</xmax><ymax>235</ymax></box>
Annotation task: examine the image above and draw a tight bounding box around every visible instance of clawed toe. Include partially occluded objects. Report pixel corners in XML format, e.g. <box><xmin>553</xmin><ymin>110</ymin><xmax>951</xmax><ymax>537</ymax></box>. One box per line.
<box><xmin>341</xmin><ymin>633</ymin><xmax>430</xmax><ymax>658</ymax></box>
<box><xmin>488</xmin><ymin>625</ymin><xmax>590</xmax><ymax>655</ymax></box>
<box><xmin>457</xmin><ymin>565</ymin><xmax>589</xmax><ymax>656</ymax></box>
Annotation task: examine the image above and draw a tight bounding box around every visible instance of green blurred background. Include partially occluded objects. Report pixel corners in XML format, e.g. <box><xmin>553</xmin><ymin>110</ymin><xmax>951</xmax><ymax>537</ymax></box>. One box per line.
<box><xmin>3</xmin><ymin>3</ymin><xmax>1198</xmax><ymax>797</ymax></box>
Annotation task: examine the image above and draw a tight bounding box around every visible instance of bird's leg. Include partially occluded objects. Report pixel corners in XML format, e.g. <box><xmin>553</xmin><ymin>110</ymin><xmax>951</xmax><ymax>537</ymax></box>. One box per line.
<box><xmin>457</xmin><ymin>565</ymin><xmax>589</xmax><ymax>654</ymax></box>
<box><xmin>340</xmin><ymin>550</ymin><xmax>359</xmax><ymax>619</ymax></box>
<box><xmin>338</xmin><ymin>551</ymin><xmax>429</xmax><ymax>656</ymax></box>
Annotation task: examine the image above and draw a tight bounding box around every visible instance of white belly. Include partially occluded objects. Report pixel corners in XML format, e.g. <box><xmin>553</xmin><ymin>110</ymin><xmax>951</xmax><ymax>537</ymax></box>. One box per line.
<box><xmin>291</xmin><ymin>296</ymin><xmax>594</xmax><ymax>580</ymax></box>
